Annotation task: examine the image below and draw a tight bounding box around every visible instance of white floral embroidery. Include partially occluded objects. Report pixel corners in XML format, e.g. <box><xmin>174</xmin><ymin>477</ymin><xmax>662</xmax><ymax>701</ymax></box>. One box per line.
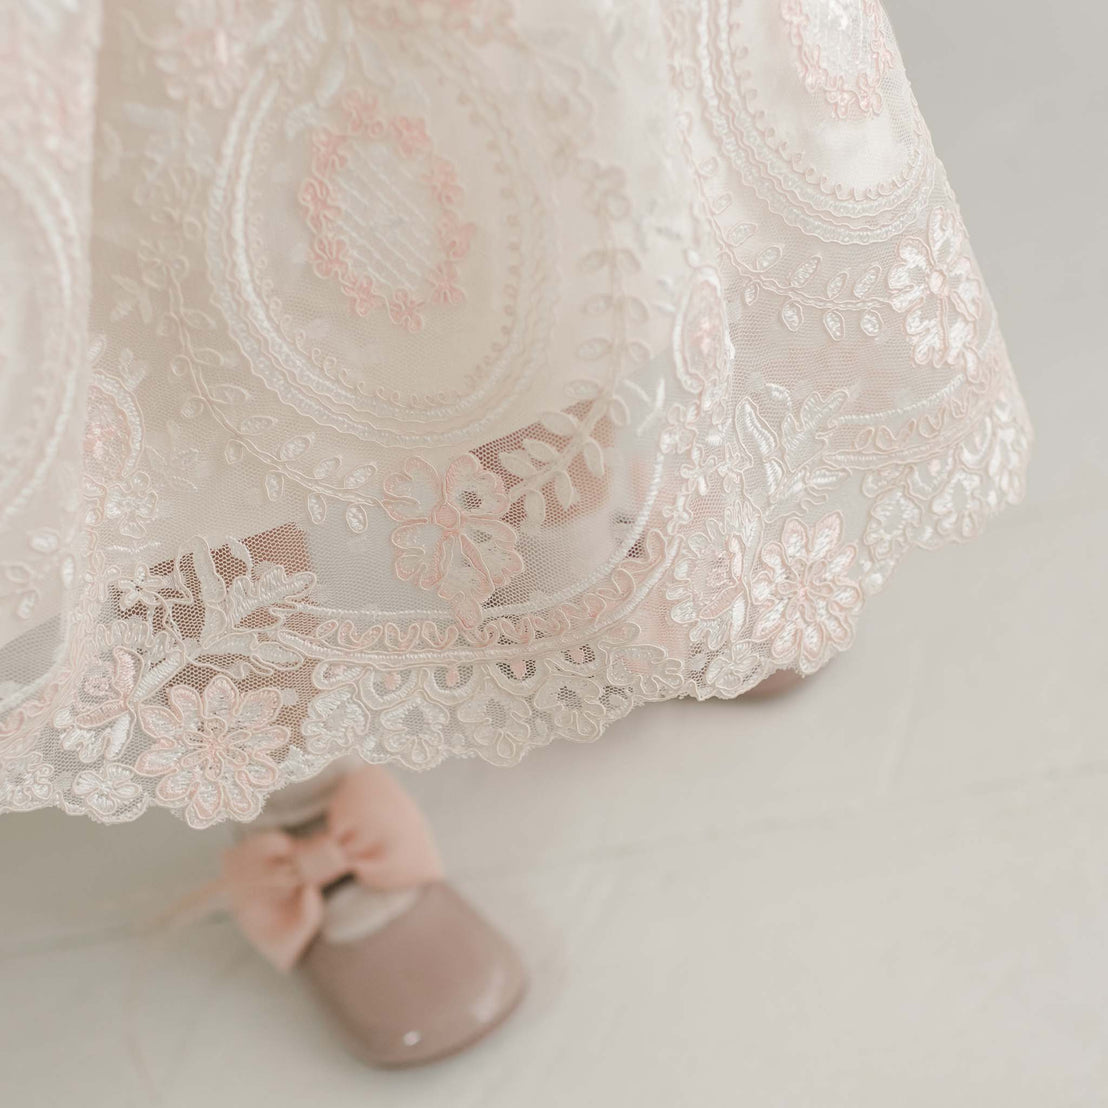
<box><xmin>667</xmin><ymin>520</ymin><xmax>747</xmax><ymax>650</ymax></box>
<box><xmin>600</xmin><ymin>643</ymin><xmax>684</xmax><ymax>700</ymax></box>
<box><xmin>456</xmin><ymin>678</ymin><xmax>533</xmax><ymax>764</ymax></box>
<box><xmin>864</xmin><ymin>488</ymin><xmax>924</xmax><ymax>563</ymax></box>
<box><xmin>115</xmin><ymin>565</ymin><xmax>175</xmax><ymax>611</ymax></box>
<box><xmin>53</xmin><ymin>647</ymin><xmax>140</xmax><ymax>764</ymax></box>
<box><xmin>985</xmin><ymin>392</ymin><xmax>1032</xmax><ymax>507</ymax></box>
<box><xmin>700</xmin><ymin>647</ymin><xmax>768</xmax><ymax>699</ymax></box>
<box><xmin>888</xmin><ymin>208</ymin><xmax>982</xmax><ymax>368</ymax></box>
<box><xmin>102</xmin><ymin>473</ymin><xmax>159</xmax><ymax>540</ymax></box>
<box><xmin>931</xmin><ymin>469</ymin><xmax>988</xmax><ymax>541</ymax></box>
<box><xmin>377</xmin><ymin>696</ymin><xmax>449</xmax><ymax>767</ymax></box>
<box><xmin>300</xmin><ymin>686</ymin><xmax>369</xmax><ymax>757</ymax></box>
<box><xmin>533</xmin><ymin>676</ymin><xmax>607</xmax><ymax>741</ymax></box>
<box><xmin>0</xmin><ymin>753</ymin><xmax>56</xmax><ymax>810</ymax></box>
<box><xmin>71</xmin><ymin>764</ymin><xmax>143</xmax><ymax>819</ymax></box>
<box><xmin>751</xmin><ymin>511</ymin><xmax>863</xmax><ymax>673</ymax></box>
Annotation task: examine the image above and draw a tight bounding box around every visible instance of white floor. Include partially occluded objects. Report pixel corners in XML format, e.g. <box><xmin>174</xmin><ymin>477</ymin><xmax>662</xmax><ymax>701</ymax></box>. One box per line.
<box><xmin>3</xmin><ymin>3</ymin><xmax>1107</xmax><ymax>1106</ymax></box>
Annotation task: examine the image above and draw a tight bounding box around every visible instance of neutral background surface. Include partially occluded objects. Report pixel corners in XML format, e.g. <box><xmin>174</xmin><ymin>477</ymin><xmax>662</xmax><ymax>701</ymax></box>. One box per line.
<box><xmin>3</xmin><ymin>3</ymin><xmax>1106</xmax><ymax>1105</ymax></box>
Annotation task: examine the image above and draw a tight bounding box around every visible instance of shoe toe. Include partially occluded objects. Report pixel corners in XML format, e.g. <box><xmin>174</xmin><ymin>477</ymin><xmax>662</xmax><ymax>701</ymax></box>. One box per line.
<box><xmin>302</xmin><ymin>882</ymin><xmax>527</xmax><ymax>1067</ymax></box>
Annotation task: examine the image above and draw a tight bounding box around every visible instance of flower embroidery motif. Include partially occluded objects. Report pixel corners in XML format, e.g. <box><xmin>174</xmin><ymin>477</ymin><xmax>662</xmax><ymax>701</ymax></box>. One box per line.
<box><xmin>115</xmin><ymin>564</ymin><xmax>175</xmax><ymax>611</ymax></box>
<box><xmin>863</xmin><ymin>488</ymin><xmax>924</xmax><ymax>563</ymax></box>
<box><xmin>135</xmin><ymin>676</ymin><xmax>287</xmax><ymax>828</ymax></box>
<box><xmin>888</xmin><ymin>208</ymin><xmax>982</xmax><ymax>368</ymax></box>
<box><xmin>455</xmin><ymin>678</ymin><xmax>533</xmax><ymax>764</ymax></box>
<box><xmin>931</xmin><ymin>469</ymin><xmax>987</xmax><ymax>541</ymax></box>
<box><xmin>377</xmin><ymin>696</ymin><xmax>449</xmax><ymax>768</ymax></box>
<box><xmin>103</xmin><ymin>473</ymin><xmax>159</xmax><ymax>539</ymax></box>
<box><xmin>699</xmin><ymin>646</ymin><xmax>767</xmax><ymax>699</ymax></box>
<box><xmin>0</xmin><ymin>752</ymin><xmax>55</xmax><ymax>811</ymax></box>
<box><xmin>667</xmin><ymin>520</ymin><xmax>747</xmax><ymax>651</ymax></box>
<box><xmin>310</xmin><ymin>235</ymin><xmax>350</xmax><ymax>281</ymax></box>
<box><xmin>388</xmin><ymin>290</ymin><xmax>425</xmax><ymax>334</ymax></box>
<box><xmin>382</xmin><ymin>454</ymin><xmax>524</xmax><ymax>628</ymax></box>
<box><xmin>72</xmin><ymin>764</ymin><xmax>143</xmax><ymax>819</ymax></box>
<box><xmin>300</xmin><ymin>686</ymin><xmax>369</xmax><ymax>757</ymax></box>
<box><xmin>660</xmin><ymin>403</ymin><xmax>699</xmax><ymax>456</ymax></box>
<box><xmin>53</xmin><ymin>646</ymin><xmax>141</xmax><ymax>764</ymax></box>
<box><xmin>533</xmin><ymin>676</ymin><xmax>607</xmax><ymax>741</ymax></box>
<box><xmin>751</xmin><ymin>512</ymin><xmax>863</xmax><ymax>673</ymax></box>
<box><xmin>601</xmin><ymin>643</ymin><xmax>684</xmax><ymax>700</ymax></box>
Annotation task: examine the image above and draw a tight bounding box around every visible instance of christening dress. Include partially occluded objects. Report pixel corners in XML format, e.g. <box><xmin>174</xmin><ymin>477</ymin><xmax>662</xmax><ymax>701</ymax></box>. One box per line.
<box><xmin>0</xmin><ymin>0</ymin><xmax>1031</xmax><ymax>827</ymax></box>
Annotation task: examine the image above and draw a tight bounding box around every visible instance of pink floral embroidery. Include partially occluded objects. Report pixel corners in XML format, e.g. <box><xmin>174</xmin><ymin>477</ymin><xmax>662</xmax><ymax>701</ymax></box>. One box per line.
<box><xmin>310</xmin><ymin>235</ymin><xmax>350</xmax><ymax>281</ymax></box>
<box><xmin>341</xmin><ymin>91</ymin><xmax>386</xmax><ymax>137</ymax></box>
<box><xmin>425</xmin><ymin>157</ymin><xmax>463</xmax><ymax>206</ymax></box>
<box><xmin>382</xmin><ymin>455</ymin><xmax>524</xmax><ymax>629</ymax></box>
<box><xmin>390</xmin><ymin>115</ymin><xmax>431</xmax><ymax>157</ymax></box>
<box><xmin>298</xmin><ymin>90</ymin><xmax>474</xmax><ymax>330</ymax></box>
<box><xmin>888</xmin><ymin>208</ymin><xmax>982</xmax><ymax>368</ymax></box>
<box><xmin>135</xmin><ymin>676</ymin><xmax>287</xmax><ymax>827</ymax></box>
<box><xmin>299</xmin><ymin>178</ymin><xmax>340</xmax><ymax>234</ymax></box>
<box><xmin>751</xmin><ymin>512</ymin><xmax>863</xmax><ymax>673</ymax></box>
<box><xmin>429</xmin><ymin>261</ymin><xmax>464</xmax><ymax>306</ymax></box>
<box><xmin>348</xmin><ymin>275</ymin><xmax>386</xmax><ymax>317</ymax></box>
<box><xmin>388</xmin><ymin>290</ymin><xmax>425</xmax><ymax>334</ymax></box>
<box><xmin>438</xmin><ymin>212</ymin><xmax>474</xmax><ymax>260</ymax></box>
<box><xmin>310</xmin><ymin>128</ymin><xmax>350</xmax><ymax>176</ymax></box>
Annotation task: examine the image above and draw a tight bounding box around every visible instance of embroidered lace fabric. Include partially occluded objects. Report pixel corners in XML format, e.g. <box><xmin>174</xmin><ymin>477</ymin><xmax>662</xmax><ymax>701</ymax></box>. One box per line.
<box><xmin>0</xmin><ymin>0</ymin><xmax>1031</xmax><ymax>827</ymax></box>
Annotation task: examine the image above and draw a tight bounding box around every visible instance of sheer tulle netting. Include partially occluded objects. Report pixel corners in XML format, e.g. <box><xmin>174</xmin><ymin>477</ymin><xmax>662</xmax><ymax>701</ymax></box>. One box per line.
<box><xmin>0</xmin><ymin>0</ymin><xmax>1030</xmax><ymax>827</ymax></box>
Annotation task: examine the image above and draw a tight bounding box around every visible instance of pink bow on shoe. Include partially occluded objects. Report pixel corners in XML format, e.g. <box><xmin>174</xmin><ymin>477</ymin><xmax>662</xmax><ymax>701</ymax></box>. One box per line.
<box><xmin>221</xmin><ymin>767</ymin><xmax>444</xmax><ymax>970</ymax></box>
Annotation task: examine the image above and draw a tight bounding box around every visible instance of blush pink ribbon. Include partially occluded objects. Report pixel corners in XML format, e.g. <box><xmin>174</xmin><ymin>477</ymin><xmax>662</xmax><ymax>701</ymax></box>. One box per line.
<box><xmin>220</xmin><ymin>767</ymin><xmax>444</xmax><ymax>971</ymax></box>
